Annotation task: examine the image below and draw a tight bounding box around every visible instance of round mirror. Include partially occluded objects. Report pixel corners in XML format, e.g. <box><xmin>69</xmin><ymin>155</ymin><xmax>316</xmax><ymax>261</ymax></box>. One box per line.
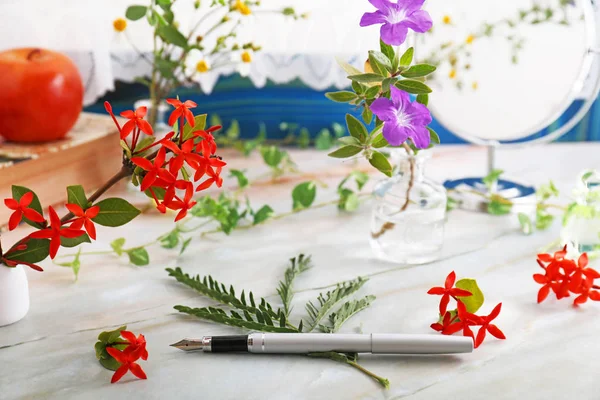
<box><xmin>419</xmin><ymin>0</ymin><xmax>599</xmax><ymax>144</ymax></box>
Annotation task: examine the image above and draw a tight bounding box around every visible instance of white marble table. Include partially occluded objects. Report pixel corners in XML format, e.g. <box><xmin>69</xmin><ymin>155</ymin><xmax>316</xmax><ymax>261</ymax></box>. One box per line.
<box><xmin>2</xmin><ymin>144</ymin><xmax>600</xmax><ymax>400</ymax></box>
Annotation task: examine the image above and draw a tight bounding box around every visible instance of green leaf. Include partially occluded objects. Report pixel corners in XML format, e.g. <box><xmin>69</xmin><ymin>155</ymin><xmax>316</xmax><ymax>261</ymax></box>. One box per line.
<box><xmin>338</xmin><ymin>136</ymin><xmax>361</xmax><ymax>146</ymax></box>
<box><xmin>399</xmin><ymin>47</ymin><xmax>414</xmax><ymax>68</ymax></box>
<box><xmin>380</xmin><ymin>40</ymin><xmax>396</xmax><ymax>66</ymax></box>
<box><xmin>447</xmin><ymin>196</ymin><xmax>460</xmax><ymax>212</ymax></box>
<box><xmin>180</xmin><ymin>238</ymin><xmax>192</xmax><ymax>255</ymax></box>
<box><xmin>305</xmin><ymin>277</ymin><xmax>368</xmax><ymax>331</ymax></box>
<box><xmin>320</xmin><ymin>295</ymin><xmax>375</xmax><ymax>333</ymax></box>
<box><xmin>95</xmin><ymin>325</ymin><xmax>127</xmax><ymax>371</ymax></box>
<box><xmin>60</xmin><ymin>233</ymin><xmax>91</xmax><ymax>248</ymax></box>
<box><xmin>253</xmin><ymin>205</ymin><xmax>274</xmax><ymax>225</ymax></box>
<box><xmin>56</xmin><ymin>248</ymin><xmax>82</xmax><ymax>281</ymax></box>
<box><xmin>368</xmin><ymin>50</ymin><xmax>392</xmax><ymax>75</ymax></box>
<box><xmin>428</xmin><ymin>127</ymin><xmax>440</xmax><ymax>145</ymax></box>
<box><xmin>292</xmin><ymin>182</ymin><xmax>317</xmax><ymax>210</ymax></box>
<box><xmin>110</xmin><ymin>238</ymin><xmax>126</xmax><ymax>256</ymax></box>
<box><xmin>455</xmin><ymin>279</ymin><xmax>485</xmax><ymax>314</ymax></box>
<box><xmin>127</xmin><ymin>248</ymin><xmax>149</xmax><ymax>266</ymax></box>
<box><xmin>348</xmin><ymin>74</ymin><xmax>385</xmax><ymax>84</ymax></box>
<box><xmin>125</xmin><ymin>5</ymin><xmax>147</xmax><ymax>20</ymax></box>
<box><xmin>483</xmin><ymin>169</ymin><xmax>504</xmax><ymax>191</ymax></box>
<box><xmin>325</xmin><ymin>91</ymin><xmax>358</xmax><ymax>103</ymax></box>
<box><xmin>338</xmin><ymin>189</ymin><xmax>360</xmax><ymax>212</ymax></box>
<box><xmin>536</xmin><ymin>210</ymin><xmax>555</xmax><ymax>230</ymax></box>
<box><xmin>369</xmin><ymin>151</ymin><xmax>393</xmax><ymax>177</ymax></box>
<box><xmin>157</xmin><ymin>25</ymin><xmax>188</xmax><ymax>48</ymax></box>
<box><xmin>518</xmin><ymin>213</ymin><xmax>533</xmax><ymax>235</ymax></box>
<box><xmin>362</xmin><ymin>107</ymin><xmax>373</xmax><ymax>125</ymax></box>
<box><xmin>394</xmin><ymin>80</ymin><xmax>432</xmax><ymax>94</ymax></box>
<box><xmin>11</xmin><ymin>186</ymin><xmax>44</xmax><ymax>228</ymax></box>
<box><xmin>133</xmin><ymin>136</ymin><xmax>156</xmax><ymax>155</ymax></box>
<box><xmin>400</xmin><ymin>64</ymin><xmax>437</xmax><ymax>78</ymax></box>
<box><xmin>277</xmin><ymin>254</ymin><xmax>312</xmax><ymax>317</ymax></box>
<box><xmin>364</xmin><ymin>86</ymin><xmax>381</xmax><ymax>100</ymax></box>
<box><xmin>261</xmin><ymin>146</ymin><xmax>285</xmax><ymax>168</ymax></box>
<box><xmin>229</xmin><ymin>169</ymin><xmax>249</xmax><ymax>189</ymax></box>
<box><xmin>345</xmin><ymin>114</ymin><xmax>368</xmax><ymax>142</ymax></box>
<box><xmin>315</xmin><ymin>129</ymin><xmax>334</xmax><ymax>150</ymax></box>
<box><xmin>182</xmin><ymin>114</ymin><xmax>207</xmax><ymax>141</ymax></box>
<box><xmin>92</xmin><ymin>198</ymin><xmax>141</xmax><ymax>227</ymax></box>
<box><xmin>416</xmin><ymin>94</ymin><xmax>429</xmax><ymax>106</ymax></box>
<box><xmin>66</xmin><ymin>185</ymin><xmax>88</xmax><ymax>209</ymax></box>
<box><xmin>488</xmin><ymin>194</ymin><xmax>513</xmax><ymax>215</ymax></box>
<box><xmin>352</xmin><ymin>81</ymin><xmax>366</xmax><ymax>95</ymax></box>
<box><xmin>5</xmin><ymin>238</ymin><xmax>50</xmax><ymax>264</ymax></box>
<box><xmin>371</xmin><ymin>133</ymin><xmax>389</xmax><ymax>149</ymax></box>
<box><xmin>160</xmin><ymin>230</ymin><xmax>180</xmax><ymax>249</ymax></box>
<box><xmin>328</xmin><ymin>146</ymin><xmax>362</xmax><ymax>159</ymax></box>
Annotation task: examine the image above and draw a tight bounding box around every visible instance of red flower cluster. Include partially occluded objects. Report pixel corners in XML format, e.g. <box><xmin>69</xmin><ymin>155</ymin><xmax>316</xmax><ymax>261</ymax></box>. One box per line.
<box><xmin>534</xmin><ymin>246</ymin><xmax>600</xmax><ymax>306</ymax></box>
<box><xmin>428</xmin><ymin>271</ymin><xmax>506</xmax><ymax>348</ymax></box>
<box><xmin>2</xmin><ymin>191</ymin><xmax>102</xmax><ymax>270</ymax></box>
<box><xmin>106</xmin><ymin>330</ymin><xmax>148</xmax><ymax>383</ymax></box>
<box><xmin>105</xmin><ymin>98</ymin><xmax>226</xmax><ymax>221</ymax></box>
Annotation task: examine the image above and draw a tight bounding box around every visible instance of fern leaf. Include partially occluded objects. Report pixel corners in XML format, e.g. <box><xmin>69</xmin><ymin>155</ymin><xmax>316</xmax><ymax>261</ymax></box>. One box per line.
<box><xmin>174</xmin><ymin>306</ymin><xmax>298</xmax><ymax>333</ymax></box>
<box><xmin>319</xmin><ymin>296</ymin><xmax>376</xmax><ymax>333</ymax></box>
<box><xmin>277</xmin><ymin>254</ymin><xmax>313</xmax><ymax>317</ymax></box>
<box><xmin>305</xmin><ymin>277</ymin><xmax>368</xmax><ymax>332</ymax></box>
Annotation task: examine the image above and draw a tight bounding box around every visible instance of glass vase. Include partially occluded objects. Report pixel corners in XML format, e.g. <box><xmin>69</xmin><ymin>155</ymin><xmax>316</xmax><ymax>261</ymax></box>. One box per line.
<box><xmin>561</xmin><ymin>170</ymin><xmax>600</xmax><ymax>255</ymax></box>
<box><xmin>370</xmin><ymin>150</ymin><xmax>447</xmax><ymax>264</ymax></box>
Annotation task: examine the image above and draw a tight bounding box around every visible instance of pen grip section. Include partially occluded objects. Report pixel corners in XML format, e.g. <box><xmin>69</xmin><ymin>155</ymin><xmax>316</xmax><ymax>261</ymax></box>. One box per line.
<box><xmin>211</xmin><ymin>335</ymin><xmax>248</xmax><ymax>353</ymax></box>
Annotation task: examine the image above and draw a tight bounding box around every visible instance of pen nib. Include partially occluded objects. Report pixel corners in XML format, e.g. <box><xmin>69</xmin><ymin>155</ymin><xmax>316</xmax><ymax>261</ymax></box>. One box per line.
<box><xmin>170</xmin><ymin>339</ymin><xmax>204</xmax><ymax>352</ymax></box>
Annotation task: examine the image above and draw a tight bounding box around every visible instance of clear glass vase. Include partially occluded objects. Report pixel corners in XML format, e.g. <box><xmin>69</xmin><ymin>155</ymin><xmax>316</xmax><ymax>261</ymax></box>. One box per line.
<box><xmin>370</xmin><ymin>150</ymin><xmax>447</xmax><ymax>264</ymax></box>
<box><xmin>561</xmin><ymin>170</ymin><xmax>600</xmax><ymax>255</ymax></box>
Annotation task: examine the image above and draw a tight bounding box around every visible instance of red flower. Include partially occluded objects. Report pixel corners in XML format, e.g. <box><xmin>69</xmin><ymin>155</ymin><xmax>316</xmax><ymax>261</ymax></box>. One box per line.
<box><xmin>1</xmin><ymin>240</ymin><xmax>44</xmax><ymax>271</ymax></box>
<box><xmin>427</xmin><ymin>271</ymin><xmax>472</xmax><ymax>316</ymax></box>
<box><xmin>120</xmin><ymin>106</ymin><xmax>153</xmax><ymax>139</ymax></box>
<box><xmin>104</xmin><ymin>101</ymin><xmax>123</xmax><ymax>136</ymax></box>
<box><xmin>166</xmin><ymin>98</ymin><xmax>197</xmax><ymax>127</ymax></box>
<box><xmin>474</xmin><ymin>303</ymin><xmax>505</xmax><ymax>348</ymax></box>
<box><xmin>168</xmin><ymin>183</ymin><xmax>197</xmax><ymax>222</ymax></box>
<box><xmin>29</xmin><ymin>206</ymin><xmax>85</xmax><ymax>259</ymax></box>
<box><xmin>4</xmin><ymin>192</ymin><xmax>45</xmax><ymax>230</ymax></box>
<box><xmin>430</xmin><ymin>311</ymin><xmax>459</xmax><ymax>334</ymax></box>
<box><xmin>196</xmin><ymin>165</ymin><xmax>224</xmax><ymax>192</ymax></box>
<box><xmin>193</xmin><ymin>125</ymin><xmax>221</xmax><ymax>156</ymax></box>
<box><xmin>106</xmin><ymin>345</ymin><xmax>147</xmax><ymax>383</ymax></box>
<box><xmin>455</xmin><ymin>300</ymin><xmax>483</xmax><ymax>340</ymax></box>
<box><xmin>162</xmin><ymin>139</ymin><xmax>202</xmax><ymax>173</ymax></box>
<box><xmin>132</xmin><ymin>147</ymin><xmax>168</xmax><ymax>191</ymax></box>
<box><xmin>533</xmin><ymin>272</ymin><xmax>555</xmax><ymax>304</ymax></box>
<box><xmin>568</xmin><ymin>253</ymin><xmax>600</xmax><ymax>292</ymax></box>
<box><xmin>65</xmin><ymin>204</ymin><xmax>100</xmax><ymax>240</ymax></box>
<box><xmin>120</xmin><ymin>331</ymin><xmax>148</xmax><ymax>361</ymax></box>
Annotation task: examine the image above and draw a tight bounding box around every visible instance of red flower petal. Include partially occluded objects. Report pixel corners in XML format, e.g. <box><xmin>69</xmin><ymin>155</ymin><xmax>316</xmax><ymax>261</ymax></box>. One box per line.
<box><xmin>128</xmin><ymin>362</ymin><xmax>147</xmax><ymax>380</ymax></box>
<box><xmin>533</xmin><ymin>274</ymin><xmax>547</xmax><ymax>284</ymax></box>
<box><xmin>474</xmin><ymin>326</ymin><xmax>487</xmax><ymax>348</ymax></box>
<box><xmin>106</xmin><ymin>347</ymin><xmax>128</xmax><ymax>363</ymax></box>
<box><xmin>443</xmin><ymin>322</ymin><xmax>464</xmax><ymax>335</ymax></box>
<box><xmin>537</xmin><ymin>285</ymin><xmax>550</xmax><ymax>304</ymax></box>
<box><xmin>111</xmin><ymin>365</ymin><xmax>129</xmax><ymax>384</ymax></box>
<box><xmin>86</xmin><ymin>206</ymin><xmax>100</xmax><ymax>219</ymax></box>
<box><xmin>131</xmin><ymin>157</ymin><xmax>154</xmax><ymax>171</ymax></box>
<box><xmin>168</xmin><ymin>108</ymin><xmax>183</xmax><ymax>127</ymax></box>
<box><xmin>120</xmin><ymin>331</ymin><xmax>137</xmax><ymax>344</ymax></box>
<box><xmin>49</xmin><ymin>236</ymin><xmax>61</xmax><ymax>259</ymax></box>
<box><xmin>487</xmin><ymin>324</ymin><xmax>506</xmax><ymax>340</ymax></box>
<box><xmin>121</xmin><ymin>120</ymin><xmax>136</xmax><ymax>139</ymax></box>
<box><xmin>19</xmin><ymin>191</ymin><xmax>34</xmax><ymax>207</ymax></box>
<box><xmin>22</xmin><ymin>208</ymin><xmax>45</xmax><ymax>223</ymax></box>
<box><xmin>578</xmin><ymin>253</ymin><xmax>589</xmax><ymax>269</ymax></box>
<box><xmin>29</xmin><ymin>228</ymin><xmax>53</xmax><ymax>239</ymax></box>
<box><xmin>427</xmin><ymin>287</ymin><xmax>445</xmax><ymax>295</ymax></box>
<box><xmin>487</xmin><ymin>303</ymin><xmax>502</xmax><ymax>321</ymax></box>
<box><xmin>449</xmin><ymin>288</ymin><xmax>472</xmax><ymax>297</ymax></box>
<box><xmin>84</xmin><ymin>219</ymin><xmax>97</xmax><ymax>240</ymax></box>
<box><xmin>4</xmin><ymin>198</ymin><xmax>19</xmax><ymax>209</ymax></box>
<box><xmin>183</xmin><ymin>100</ymin><xmax>197</xmax><ymax>108</ymax></box>
<box><xmin>135</xmin><ymin>106</ymin><xmax>148</xmax><ymax>118</ymax></box>
<box><xmin>138</xmin><ymin>119</ymin><xmax>154</xmax><ymax>136</ymax></box>
<box><xmin>65</xmin><ymin>203</ymin><xmax>84</xmax><ymax>217</ymax></box>
<box><xmin>166</xmin><ymin>98</ymin><xmax>182</xmax><ymax>107</ymax></box>
<box><xmin>439</xmin><ymin>294</ymin><xmax>450</xmax><ymax>316</ymax></box>
<box><xmin>430</xmin><ymin>323</ymin><xmax>443</xmax><ymax>332</ymax></box>
<box><xmin>445</xmin><ymin>271</ymin><xmax>456</xmax><ymax>289</ymax></box>
<box><xmin>60</xmin><ymin>229</ymin><xmax>86</xmax><ymax>239</ymax></box>
<box><xmin>8</xmin><ymin>210</ymin><xmax>22</xmax><ymax>230</ymax></box>
<box><xmin>537</xmin><ymin>254</ymin><xmax>553</xmax><ymax>263</ymax></box>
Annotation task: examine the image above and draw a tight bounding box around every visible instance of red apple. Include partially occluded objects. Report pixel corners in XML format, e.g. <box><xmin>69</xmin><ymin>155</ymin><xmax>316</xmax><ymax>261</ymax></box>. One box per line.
<box><xmin>0</xmin><ymin>48</ymin><xmax>83</xmax><ymax>142</ymax></box>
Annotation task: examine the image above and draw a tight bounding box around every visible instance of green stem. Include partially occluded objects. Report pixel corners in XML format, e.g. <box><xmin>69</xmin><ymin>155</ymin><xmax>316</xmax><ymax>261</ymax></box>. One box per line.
<box><xmin>346</xmin><ymin>360</ymin><xmax>390</xmax><ymax>389</ymax></box>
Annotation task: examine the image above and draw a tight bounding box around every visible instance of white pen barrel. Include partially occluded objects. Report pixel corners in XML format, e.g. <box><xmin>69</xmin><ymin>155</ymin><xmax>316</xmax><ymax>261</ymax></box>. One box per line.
<box><xmin>371</xmin><ymin>334</ymin><xmax>473</xmax><ymax>354</ymax></box>
<box><xmin>249</xmin><ymin>333</ymin><xmax>371</xmax><ymax>353</ymax></box>
<box><xmin>247</xmin><ymin>333</ymin><xmax>473</xmax><ymax>354</ymax></box>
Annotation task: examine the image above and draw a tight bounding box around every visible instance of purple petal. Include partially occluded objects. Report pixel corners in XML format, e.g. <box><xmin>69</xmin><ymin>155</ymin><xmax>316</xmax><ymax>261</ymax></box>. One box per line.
<box><xmin>404</xmin><ymin>0</ymin><xmax>426</xmax><ymax>14</ymax></box>
<box><xmin>368</xmin><ymin>0</ymin><xmax>393</xmax><ymax>12</ymax></box>
<box><xmin>383</xmin><ymin>120</ymin><xmax>410</xmax><ymax>146</ymax></box>
<box><xmin>370</xmin><ymin>97</ymin><xmax>397</xmax><ymax>121</ymax></box>
<box><xmin>409</xmin><ymin>102</ymin><xmax>433</xmax><ymax>126</ymax></box>
<box><xmin>404</xmin><ymin>10</ymin><xmax>433</xmax><ymax>33</ymax></box>
<box><xmin>390</xmin><ymin>86</ymin><xmax>411</xmax><ymax>110</ymax></box>
<box><xmin>360</xmin><ymin>11</ymin><xmax>386</xmax><ymax>27</ymax></box>
<box><xmin>409</xmin><ymin>126</ymin><xmax>431</xmax><ymax>149</ymax></box>
<box><xmin>380</xmin><ymin>22</ymin><xmax>409</xmax><ymax>46</ymax></box>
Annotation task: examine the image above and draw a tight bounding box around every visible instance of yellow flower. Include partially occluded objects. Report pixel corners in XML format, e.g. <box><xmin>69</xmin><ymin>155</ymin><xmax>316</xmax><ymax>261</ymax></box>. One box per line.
<box><xmin>196</xmin><ymin>60</ymin><xmax>210</xmax><ymax>73</ymax></box>
<box><xmin>113</xmin><ymin>18</ymin><xmax>127</xmax><ymax>32</ymax></box>
<box><xmin>234</xmin><ymin>0</ymin><xmax>252</xmax><ymax>15</ymax></box>
<box><xmin>449</xmin><ymin>69</ymin><xmax>457</xmax><ymax>79</ymax></box>
<box><xmin>241</xmin><ymin>51</ymin><xmax>252</xmax><ymax>63</ymax></box>
<box><xmin>472</xmin><ymin>81</ymin><xmax>479</xmax><ymax>90</ymax></box>
<box><xmin>466</xmin><ymin>35</ymin><xmax>475</xmax><ymax>44</ymax></box>
<box><xmin>443</xmin><ymin>15</ymin><xmax>452</xmax><ymax>25</ymax></box>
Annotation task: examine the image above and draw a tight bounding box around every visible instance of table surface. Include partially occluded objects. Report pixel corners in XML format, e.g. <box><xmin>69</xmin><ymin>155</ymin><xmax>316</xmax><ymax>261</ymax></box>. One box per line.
<box><xmin>2</xmin><ymin>144</ymin><xmax>599</xmax><ymax>400</ymax></box>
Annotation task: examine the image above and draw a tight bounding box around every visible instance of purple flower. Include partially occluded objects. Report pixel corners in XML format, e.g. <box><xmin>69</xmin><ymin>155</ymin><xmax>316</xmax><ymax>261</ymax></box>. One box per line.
<box><xmin>360</xmin><ymin>0</ymin><xmax>433</xmax><ymax>46</ymax></box>
<box><xmin>370</xmin><ymin>86</ymin><xmax>432</xmax><ymax>148</ymax></box>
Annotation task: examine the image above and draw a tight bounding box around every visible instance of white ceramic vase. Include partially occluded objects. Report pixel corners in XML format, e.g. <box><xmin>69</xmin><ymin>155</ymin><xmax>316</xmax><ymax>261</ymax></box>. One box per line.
<box><xmin>0</xmin><ymin>265</ymin><xmax>30</xmax><ymax>326</ymax></box>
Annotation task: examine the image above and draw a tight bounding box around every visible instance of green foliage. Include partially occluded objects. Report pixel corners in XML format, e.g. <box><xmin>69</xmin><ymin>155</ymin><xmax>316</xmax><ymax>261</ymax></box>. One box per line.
<box><xmin>394</xmin><ymin>79</ymin><xmax>432</xmax><ymax>94</ymax></box>
<box><xmin>182</xmin><ymin>114</ymin><xmax>207</xmax><ymax>141</ymax></box>
<box><xmin>125</xmin><ymin>5</ymin><xmax>147</xmax><ymax>20</ymax></box>
<box><xmin>95</xmin><ymin>325</ymin><xmax>128</xmax><ymax>371</ymax></box>
<box><xmin>320</xmin><ymin>296</ymin><xmax>375</xmax><ymax>333</ymax></box>
<box><xmin>368</xmin><ymin>50</ymin><xmax>392</xmax><ymax>75</ymax></box>
<box><xmin>56</xmin><ymin>248</ymin><xmax>82</xmax><ymax>281</ymax></box>
<box><xmin>455</xmin><ymin>279</ymin><xmax>484</xmax><ymax>314</ymax></box>
<box><xmin>191</xmin><ymin>194</ymin><xmax>244</xmax><ymax>234</ymax></box>
<box><xmin>5</xmin><ymin>239</ymin><xmax>50</xmax><ymax>264</ymax></box>
<box><xmin>328</xmin><ymin>146</ymin><xmax>362</xmax><ymax>159</ymax></box>
<box><xmin>416</xmin><ymin>94</ymin><xmax>429</xmax><ymax>106</ymax></box>
<box><xmin>253</xmin><ymin>205</ymin><xmax>274</xmax><ymax>225</ymax></box>
<box><xmin>157</xmin><ymin>25</ymin><xmax>188</xmax><ymax>48</ymax></box>
<box><xmin>110</xmin><ymin>238</ymin><xmax>126</xmax><ymax>256</ymax></box>
<box><xmin>127</xmin><ymin>248</ymin><xmax>150</xmax><ymax>266</ymax></box>
<box><xmin>292</xmin><ymin>182</ymin><xmax>317</xmax><ymax>210</ymax></box>
<box><xmin>369</xmin><ymin>151</ymin><xmax>393</xmax><ymax>177</ymax></box>
<box><xmin>345</xmin><ymin>114</ymin><xmax>368</xmax><ymax>142</ymax></box>
<box><xmin>229</xmin><ymin>169</ymin><xmax>249</xmax><ymax>189</ymax></box>
<box><xmin>277</xmin><ymin>254</ymin><xmax>312</xmax><ymax>317</ymax></box>
<box><xmin>399</xmin><ymin>47</ymin><xmax>414</xmax><ymax>68</ymax></box>
<box><xmin>488</xmin><ymin>194</ymin><xmax>513</xmax><ymax>215</ymax></box>
<box><xmin>60</xmin><ymin>234</ymin><xmax>91</xmax><ymax>248</ymax></box>
<box><xmin>305</xmin><ymin>277</ymin><xmax>368</xmax><ymax>331</ymax></box>
<box><xmin>400</xmin><ymin>64</ymin><xmax>436</xmax><ymax>78</ymax></box>
<box><xmin>325</xmin><ymin>91</ymin><xmax>358</xmax><ymax>103</ymax></box>
<box><xmin>92</xmin><ymin>198</ymin><xmax>141</xmax><ymax>227</ymax></box>
<box><xmin>66</xmin><ymin>185</ymin><xmax>88</xmax><ymax>209</ymax></box>
<box><xmin>11</xmin><ymin>185</ymin><xmax>44</xmax><ymax>228</ymax></box>
<box><xmin>483</xmin><ymin>169</ymin><xmax>504</xmax><ymax>191</ymax></box>
<box><xmin>337</xmin><ymin>172</ymin><xmax>369</xmax><ymax>212</ymax></box>
<box><xmin>348</xmin><ymin>73</ymin><xmax>385</xmax><ymax>84</ymax></box>
<box><xmin>518</xmin><ymin>213</ymin><xmax>533</xmax><ymax>235</ymax></box>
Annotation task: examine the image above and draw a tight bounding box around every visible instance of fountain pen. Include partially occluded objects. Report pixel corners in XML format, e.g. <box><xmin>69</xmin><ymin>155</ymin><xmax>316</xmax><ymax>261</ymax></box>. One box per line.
<box><xmin>170</xmin><ymin>333</ymin><xmax>473</xmax><ymax>354</ymax></box>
